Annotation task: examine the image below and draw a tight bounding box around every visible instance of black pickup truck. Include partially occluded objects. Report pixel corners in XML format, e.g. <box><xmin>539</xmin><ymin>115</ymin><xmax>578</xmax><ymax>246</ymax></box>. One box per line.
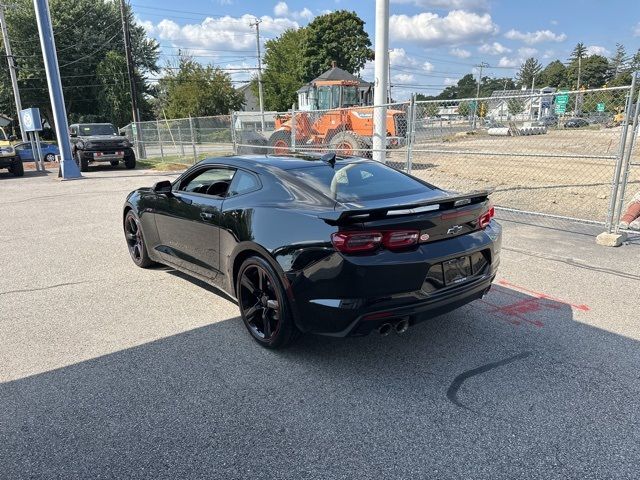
<box><xmin>70</xmin><ymin>123</ymin><xmax>135</xmax><ymax>171</ymax></box>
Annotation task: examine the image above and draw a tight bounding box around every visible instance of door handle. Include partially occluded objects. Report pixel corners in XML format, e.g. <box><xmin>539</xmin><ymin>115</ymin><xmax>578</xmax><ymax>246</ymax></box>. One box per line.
<box><xmin>200</xmin><ymin>212</ymin><xmax>215</xmax><ymax>220</ymax></box>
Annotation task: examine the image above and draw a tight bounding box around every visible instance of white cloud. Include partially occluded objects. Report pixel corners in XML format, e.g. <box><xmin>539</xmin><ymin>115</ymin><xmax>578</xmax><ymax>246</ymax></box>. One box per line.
<box><xmin>423</xmin><ymin>61</ymin><xmax>434</xmax><ymax>72</ymax></box>
<box><xmin>392</xmin><ymin>73</ymin><xmax>415</xmax><ymax>83</ymax></box>
<box><xmin>478</xmin><ymin>41</ymin><xmax>510</xmax><ymax>55</ymax></box>
<box><xmin>136</xmin><ymin>17</ymin><xmax>156</xmax><ymax>35</ymax></box>
<box><xmin>504</xmin><ymin>29</ymin><xmax>567</xmax><ymax>44</ymax></box>
<box><xmin>389</xmin><ymin>48</ymin><xmax>434</xmax><ymax>72</ymax></box>
<box><xmin>518</xmin><ymin>47</ymin><xmax>538</xmax><ymax>57</ymax></box>
<box><xmin>274</xmin><ymin>2</ymin><xmax>314</xmax><ymax>21</ymax></box>
<box><xmin>450</xmin><ymin>47</ymin><xmax>471</xmax><ymax>58</ymax></box>
<box><xmin>497</xmin><ymin>56</ymin><xmax>519</xmax><ymax>68</ymax></box>
<box><xmin>586</xmin><ymin>45</ymin><xmax>610</xmax><ymax>56</ymax></box>
<box><xmin>390</xmin><ymin>10</ymin><xmax>498</xmax><ymax>46</ymax></box>
<box><xmin>152</xmin><ymin>15</ymin><xmax>299</xmax><ymax>52</ymax></box>
<box><xmin>634</xmin><ymin>22</ymin><xmax>640</xmax><ymax>37</ymax></box>
<box><xmin>542</xmin><ymin>49</ymin><xmax>555</xmax><ymax>59</ymax></box>
<box><xmin>390</xmin><ymin>0</ymin><xmax>488</xmax><ymax>9</ymax></box>
<box><xmin>444</xmin><ymin>77</ymin><xmax>458</xmax><ymax>86</ymax></box>
<box><xmin>550</xmin><ymin>19</ymin><xmax>558</xmax><ymax>26</ymax></box>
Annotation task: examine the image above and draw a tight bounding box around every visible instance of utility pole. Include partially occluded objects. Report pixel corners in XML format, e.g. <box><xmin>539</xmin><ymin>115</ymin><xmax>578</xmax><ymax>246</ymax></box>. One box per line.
<box><xmin>33</xmin><ymin>0</ymin><xmax>81</xmax><ymax>178</ymax></box>
<box><xmin>372</xmin><ymin>0</ymin><xmax>389</xmax><ymax>163</ymax></box>
<box><xmin>249</xmin><ymin>18</ymin><xmax>265</xmax><ymax>133</ymax></box>
<box><xmin>0</xmin><ymin>3</ymin><xmax>26</xmax><ymax>140</ymax></box>
<box><xmin>473</xmin><ymin>62</ymin><xmax>489</xmax><ymax>129</ymax></box>
<box><xmin>120</xmin><ymin>0</ymin><xmax>143</xmax><ymax>158</ymax></box>
<box><xmin>574</xmin><ymin>55</ymin><xmax>582</xmax><ymax>114</ymax></box>
<box><xmin>529</xmin><ymin>75</ymin><xmax>536</xmax><ymax>120</ymax></box>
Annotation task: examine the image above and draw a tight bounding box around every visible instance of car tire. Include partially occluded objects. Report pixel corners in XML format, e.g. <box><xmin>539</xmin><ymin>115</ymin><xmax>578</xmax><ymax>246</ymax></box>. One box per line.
<box><xmin>110</xmin><ymin>160</ymin><xmax>119</xmax><ymax>167</ymax></box>
<box><xmin>11</xmin><ymin>159</ymin><xmax>24</xmax><ymax>177</ymax></box>
<box><xmin>236</xmin><ymin>256</ymin><xmax>298</xmax><ymax>349</ymax></box>
<box><xmin>75</xmin><ymin>150</ymin><xmax>88</xmax><ymax>172</ymax></box>
<box><xmin>45</xmin><ymin>153</ymin><xmax>55</xmax><ymax>162</ymax></box>
<box><xmin>124</xmin><ymin>152</ymin><xmax>136</xmax><ymax>169</ymax></box>
<box><xmin>123</xmin><ymin>211</ymin><xmax>155</xmax><ymax>268</ymax></box>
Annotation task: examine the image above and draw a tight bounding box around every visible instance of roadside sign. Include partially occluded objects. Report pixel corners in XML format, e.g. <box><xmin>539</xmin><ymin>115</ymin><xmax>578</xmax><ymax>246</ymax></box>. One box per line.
<box><xmin>19</xmin><ymin>108</ymin><xmax>43</xmax><ymax>132</ymax></box>
<box><xmin>597</xmin><ymin>102</ymin><xmax>605</xmax><ymax>112</ymax></box>
<box><xmin>469</xmin><ymin>100</ymin><xmax>477</xmax><ymax>109</ymax></box>
<box><xmin>556</xmin><ymin>90</ymin><xmax>569</xmax><ymax>107</ymax></box>
<box><xmin>555</xmin><ymin>104</ymin><xmax>566</xmax><ymax>115</ymax></box>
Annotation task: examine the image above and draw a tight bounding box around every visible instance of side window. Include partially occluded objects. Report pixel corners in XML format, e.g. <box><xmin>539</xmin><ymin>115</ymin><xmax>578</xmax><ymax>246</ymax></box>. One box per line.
<box><xmin>178</xmin><ymin>167</ymin><xmax>236</xmax><ymax>197</ymax></box>
<box><xmin>228</xmin><ymin>170</ymin><xmax>260</xmax><ymax>197</ymax></box>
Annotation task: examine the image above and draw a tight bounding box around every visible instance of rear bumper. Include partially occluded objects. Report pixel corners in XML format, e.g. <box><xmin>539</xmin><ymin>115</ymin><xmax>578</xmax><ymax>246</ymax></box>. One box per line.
<box><xmin>286</xmin><ymin>221</ymin><xmax>501</xmax><ymax>336</ymax></box>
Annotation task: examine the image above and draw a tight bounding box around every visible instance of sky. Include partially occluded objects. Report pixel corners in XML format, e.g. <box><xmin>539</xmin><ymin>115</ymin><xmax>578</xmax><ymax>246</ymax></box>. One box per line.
<box><xmin>132</xmin><ymin>0</ymin><xmax>640</xmax><ymax>99</ymax></box>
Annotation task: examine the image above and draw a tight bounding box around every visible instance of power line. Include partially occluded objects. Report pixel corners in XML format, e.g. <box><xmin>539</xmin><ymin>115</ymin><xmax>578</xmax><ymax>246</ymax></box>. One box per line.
<box><xmin>59</xmin><ymin>32</ymin><xmax>121</xmax><ymax>68</ymax></box>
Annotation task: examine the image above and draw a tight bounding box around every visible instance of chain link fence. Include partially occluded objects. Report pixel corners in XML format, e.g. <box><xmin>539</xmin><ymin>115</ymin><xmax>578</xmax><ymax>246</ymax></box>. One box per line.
<box><xmin>122</xmin><ymin>115</ymin><xmax>234</xmax><ymax>163</ymax></box>
<box><xmin>232</xmin><ymin>83</ymin><xmax>639</xmax><ymax>236</ymax></box>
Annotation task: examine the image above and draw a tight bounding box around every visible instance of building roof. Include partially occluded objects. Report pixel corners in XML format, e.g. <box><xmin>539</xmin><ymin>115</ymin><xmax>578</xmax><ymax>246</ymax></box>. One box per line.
<box><xmin>297</xmin><ymin>65</ymin><xmax>372</xmax><ymax>94</ymax></box>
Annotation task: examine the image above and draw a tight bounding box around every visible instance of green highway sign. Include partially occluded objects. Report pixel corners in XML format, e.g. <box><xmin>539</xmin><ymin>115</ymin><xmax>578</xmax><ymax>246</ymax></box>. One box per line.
<box><xmin>555</xmin><ymin>104</ymin><xmax>567</xmax><ymax>114</ymax></box>
<box><xmin>556</xmin><ymin>94</ymin><xmax>569</xmax><ymax>106</ymax></box>
<box><xmin>597</xmin><ymin>102</ymin><xmax>605</xmax><ymax>112</ymax></box>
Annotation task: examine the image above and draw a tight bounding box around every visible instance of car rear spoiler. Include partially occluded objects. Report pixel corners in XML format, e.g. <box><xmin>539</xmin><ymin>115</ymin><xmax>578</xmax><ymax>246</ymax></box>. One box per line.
<box><xmin>319</xmin><ymin>190</ymin><xmax>492</xmax><ymax>225</ymax></box>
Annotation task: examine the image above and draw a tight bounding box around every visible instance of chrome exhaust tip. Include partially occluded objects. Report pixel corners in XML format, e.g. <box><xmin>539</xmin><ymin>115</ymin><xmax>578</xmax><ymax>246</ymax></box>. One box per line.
<box><xmin>378</xmin><ymin>323</ymin><xmax>393</xmax><ymax>336</ymax></box>
<box><xmin>395</xmin><ymin>318</ymin><xmax>410</xmax><ymax>334</ymax></box>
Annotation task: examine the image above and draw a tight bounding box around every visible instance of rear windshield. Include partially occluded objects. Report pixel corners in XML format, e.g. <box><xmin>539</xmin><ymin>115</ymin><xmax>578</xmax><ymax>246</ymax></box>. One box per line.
<box><xmin>288</xmin><ymin>162</ymin><xmax>429</xmax><ymax>202</ymax></box>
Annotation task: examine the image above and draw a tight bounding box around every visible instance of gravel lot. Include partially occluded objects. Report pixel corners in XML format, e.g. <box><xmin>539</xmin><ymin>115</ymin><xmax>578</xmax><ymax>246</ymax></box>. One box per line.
<box><xmin>1</xmin><ymin>166</ymin><xmax>639</xmax><ymax>479</ymax></box>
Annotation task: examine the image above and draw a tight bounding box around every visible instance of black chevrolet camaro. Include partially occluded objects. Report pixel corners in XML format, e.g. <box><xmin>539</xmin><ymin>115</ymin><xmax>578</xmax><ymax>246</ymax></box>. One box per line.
<box><xmin>123</xmin><ymin>154</ymin><xmax>501</xmax><ymax>348</ymax></box>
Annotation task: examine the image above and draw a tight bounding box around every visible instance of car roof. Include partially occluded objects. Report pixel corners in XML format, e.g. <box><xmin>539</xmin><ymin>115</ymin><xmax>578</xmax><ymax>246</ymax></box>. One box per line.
<box><xmin>199</xmin><ymin>153</ymin><xmax>370</xmax><ymax>171</ymax></box>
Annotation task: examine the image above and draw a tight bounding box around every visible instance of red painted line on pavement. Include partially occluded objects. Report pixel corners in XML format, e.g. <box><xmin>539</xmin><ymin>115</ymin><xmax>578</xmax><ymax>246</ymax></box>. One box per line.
<box><xmin>497</xmin><ymin>279</ymin><xmax>590</xmax><ymax>312</ymax></box>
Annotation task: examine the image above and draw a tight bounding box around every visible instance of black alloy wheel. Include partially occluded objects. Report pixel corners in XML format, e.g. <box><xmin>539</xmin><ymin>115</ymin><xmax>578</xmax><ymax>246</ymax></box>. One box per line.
<box><xmin>236</xmin><ymin>257</ymin><xmax>297</xmax><ymax>348</ymax></box>
<box><xmin>124</xmin><ymin>211</ymin><xmax>154</xmax><ymax>268</ymax></box>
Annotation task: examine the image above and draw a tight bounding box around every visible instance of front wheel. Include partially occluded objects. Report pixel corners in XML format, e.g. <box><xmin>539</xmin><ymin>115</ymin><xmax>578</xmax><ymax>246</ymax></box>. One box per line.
<box><xmin>124</xmin><ymin>151</ymin><xmax>136</xmax><ymax>169</ymax></box>
<box><xmin>236</xmin><ymin>256</ymin><xmax>298</xmax><ymax>349</ymax></box>
<box><xmin>11</xmin><ymin>159</ymin><xmax>24</xmax><ymax>177</ymax></box>
<box><xmin>123</xmin><ymin>211</ymin><xmax>155</xmax><ymax>268</ymax></box>
<box><xmin>75</xmin><ymin>150</ymin><xmax>88</xmax><ymax>172</ymax></box>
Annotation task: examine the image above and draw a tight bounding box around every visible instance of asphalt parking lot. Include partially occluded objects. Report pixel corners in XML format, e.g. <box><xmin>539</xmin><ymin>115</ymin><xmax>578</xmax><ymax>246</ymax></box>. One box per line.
<box><xmin>1</xmin><ymin>166</ymin><xmax>640</xmax><ymax>479</ymax></box>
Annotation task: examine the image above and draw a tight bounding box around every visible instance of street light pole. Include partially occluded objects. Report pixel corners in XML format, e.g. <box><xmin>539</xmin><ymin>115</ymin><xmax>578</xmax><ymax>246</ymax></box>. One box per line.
<box><xmin>32</xmin><ymin>0</ymin><xmax>81</xmax><ymax>178</ymax></box>
<box><xmin>249</xmin><ymin>18</ymin><xmax>265</xmax><ymax>133</ymax></box>
<box><xmin>0</xmin><ymin>4</ymin><xmax>27</xmax><ymax>140</ymax></box>
<box><xmin>372</xmin><ymin>0</ymin><xmax>389</xmax><ymax>163</ymax></box>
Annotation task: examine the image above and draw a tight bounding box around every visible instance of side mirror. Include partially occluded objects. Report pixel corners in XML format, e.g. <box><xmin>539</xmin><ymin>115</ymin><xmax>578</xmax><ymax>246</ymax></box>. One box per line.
<box><xmin>70</xmin><ymin>132</ymin><xmax>77</xmax><ymax>138</ymax></box>
<box><xmin>8</xmin><ymin>135</ymin><xmax>16</xmax><ymax>141</ymax></box>
<box><xmin>120</xmin><ymin>131</ymin><xmax>126</xmax><ymax>136</ymax></box>
<box><xmin>152</xmin><ymin>180</ymin><xmax>173</xmax><ymax>195</ymax></box>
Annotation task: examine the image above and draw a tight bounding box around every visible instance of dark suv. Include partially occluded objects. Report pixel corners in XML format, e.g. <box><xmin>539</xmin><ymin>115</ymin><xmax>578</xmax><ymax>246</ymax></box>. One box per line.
<box><xmin>70</xmin><ymin>123</ymin><xmax>135</xmax><ymax>171</ymax></box>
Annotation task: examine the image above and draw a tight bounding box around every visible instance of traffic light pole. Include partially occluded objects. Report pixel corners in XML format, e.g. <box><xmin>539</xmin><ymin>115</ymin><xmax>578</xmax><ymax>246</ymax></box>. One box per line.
<box><xmin>33</xmin><ymin>0</ymin><xmax>81</xmax><ymax>179</ymax></box>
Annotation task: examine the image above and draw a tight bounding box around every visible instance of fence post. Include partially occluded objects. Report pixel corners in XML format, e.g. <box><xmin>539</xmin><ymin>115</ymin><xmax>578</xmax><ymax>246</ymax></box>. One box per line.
<box><xmin>612</xmin><ymin>72</ymin><xmax>640</xmax><ymax>231</ymax></box>
<box><xmin>604</xmin><ymin>76</ymin><xmax>636</xmax><ymax>235</ymax></box>
<box><xmin>290</xmin><ymin>103</ymin><xmax>296</xmax><ymax>153</ymax></box>
<box><xmin>189</xmin><ymin>115</ymin><xmax>197</xmax><ymax>163</ymax></box>
<box><xmin>230</xmin><ymin>111</ymin><xmax>237</xmax><ymax>154</ymax></box>
<box><xmin>178</xmin><ymin>125</ymin><xmax>185</xmax><ymax>156</ymax></box>
<box><xmin>405</xmin><ymin>94</ymin><xmax>416</xmax><ymax>174</ymax></box>
<box><xmin>156</xmin><ymin>119</ymin><xmax>164</xmax><ymax>161</ymax></box>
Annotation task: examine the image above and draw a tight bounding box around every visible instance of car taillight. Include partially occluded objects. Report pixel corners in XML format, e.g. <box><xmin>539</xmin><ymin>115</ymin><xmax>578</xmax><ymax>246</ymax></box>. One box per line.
<box><xmin>383</xmin><ymin>230</ymin><xmax>419</xmax><ymax>250</ymax></box>
<box><xmin>478</xmin><ymin>206</ymin><xmax>495</xmax><ymax>228</ymax></box>
<box><xmin>331</xmin><ymin>230</ymin><xmax>419</xmax><ymax>254</ymax></box>
<box><xmin>331</xmin><ymin>232</ymin><xmax>383</xmax><ymax>253</ymax></box>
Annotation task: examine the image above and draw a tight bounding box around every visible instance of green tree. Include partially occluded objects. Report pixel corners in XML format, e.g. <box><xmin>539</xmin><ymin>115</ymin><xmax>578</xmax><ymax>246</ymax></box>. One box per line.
<box><xmin>258</xmin><ymin>28</ymin><xmax>306</xmax><ymax>111</ymax></box>
<box><xmin>422</xmin><ymin>102</ymin><xmax>439</xmax><ymax>117</ymax></box>
<box><xmin>156</xmin><ymin>57</ymin><xmax>244</xmax><ymax>118</ymax></box>
<box><xmin>0</xmin><ymin>0</ymin><xmax>158</xmax><ymax>132</ymax></box>
<box><xmin>508</xmin><ymin>98</ymin><xmax>524</xmax><ymax>115</ymax></box>
<box><xmin>569</xmin><ymin>42</ymin><xmax>587</xmax><ymax>63</ymax></box>
<box><xmin>567</xmin><ymin>55</ymin><xmax>610</xmax><ymax>89</ymax></box>
<box><xmin>95</xmin><ymin>52</ymin><xmax>131</xmax><ymax>128</ymax></box>
<box><xmin>301</xmin><ymin>10</ymin><xmax>373</xmax><ymax>81</ymax></box>
<box><xmin>457</xmin><ymin>101</ymin><xmax>470</xmax><ymax>117</ymax></box>
<box><xmin>539</xmin><ymin>60</ymin><xmax>568</xmax><ymax>88</ymax></box>
<box><xmin>608</xmin><ymin>43</ymin><xmax>629</xmax><ymax>80</ymax></box>
<box><xmin>480</xmin><ymin>77</ymin><xmax>516</xmax><ymax>97</ymax></box>
<box><xmin>516</xmin><ymin>58</ymin><xmax>542</xmax><ymax>89</ymax></box>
